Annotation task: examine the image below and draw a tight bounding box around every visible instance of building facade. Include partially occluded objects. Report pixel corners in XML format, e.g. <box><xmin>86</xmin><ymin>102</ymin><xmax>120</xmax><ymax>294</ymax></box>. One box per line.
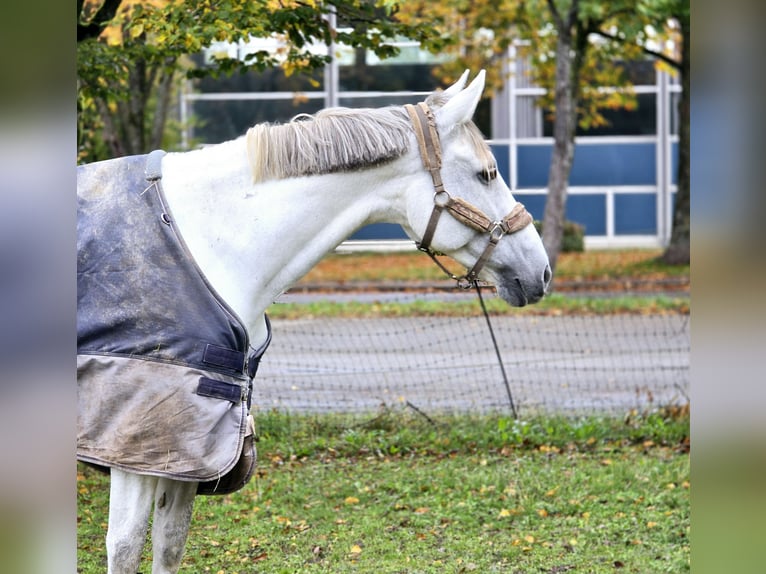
<box><xmin>181</xmin><ymin>36</ymin><xmax>680</xmax><ymax>250</ymax></box>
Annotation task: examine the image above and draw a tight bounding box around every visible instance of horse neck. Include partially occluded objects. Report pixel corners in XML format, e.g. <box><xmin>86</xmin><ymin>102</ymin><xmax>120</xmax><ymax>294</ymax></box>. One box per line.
<box><xmin>161</xmin><ymin>139</ymin><xmax>409</xmax><ymax>340</ymax></box>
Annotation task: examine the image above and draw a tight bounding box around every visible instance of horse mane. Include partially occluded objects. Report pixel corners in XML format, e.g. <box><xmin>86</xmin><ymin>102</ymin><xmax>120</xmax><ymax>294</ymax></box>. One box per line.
<box><xmin>245</xmin><ymin>92</ymin><xmax>496</xmax><ymax>183</ymax></box>
<box><xmin>246</xmin><ymin>106</ymin><xmax>412</xmax><ymax>183</ymax></box>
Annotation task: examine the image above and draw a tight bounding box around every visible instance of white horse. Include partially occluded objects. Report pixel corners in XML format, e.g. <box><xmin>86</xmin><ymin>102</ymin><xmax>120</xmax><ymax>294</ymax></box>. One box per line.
<box><xmin>77</xmin><ymin>71</ymin><xmax>550</xmax><ymax>573</ymax></box>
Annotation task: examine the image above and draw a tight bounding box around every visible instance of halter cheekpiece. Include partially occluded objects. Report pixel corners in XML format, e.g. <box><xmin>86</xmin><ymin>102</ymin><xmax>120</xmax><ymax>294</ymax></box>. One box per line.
<box><xmin>404</xmin><ymin>102</ymin><xmax>533</xmax><ymax>288</ymax></box>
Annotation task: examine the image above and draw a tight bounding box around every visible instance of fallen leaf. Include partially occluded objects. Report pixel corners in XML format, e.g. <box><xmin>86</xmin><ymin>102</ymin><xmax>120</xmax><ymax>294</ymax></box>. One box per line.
<box><xmin>275</xmin><ymin>516</ymin><xmax>291</xmax><ymax>525</ymax></box>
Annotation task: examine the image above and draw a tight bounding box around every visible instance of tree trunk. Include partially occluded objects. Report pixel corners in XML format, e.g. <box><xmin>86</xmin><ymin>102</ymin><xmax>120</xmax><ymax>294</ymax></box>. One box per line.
<box><xmin>661</xmin><ymin>11</ymin><xmax>690</xmax><ymax>265</ymax></box>
<box><xmin>95</xmin><ymin>97</ymin><xmax>125</xmax><ymax>159</ymax></box>
<box><xmin>541</xmin><ymin>2</ymin><xmax>582</xmax><ymax>279</ymax></box>
<box><xmin>541</xmin><ymin>30</ymin><xmax>576</xmax><ymax>276</ymax></box>
<box><xmin>123</xmin><ymin>58</ymin><xmax>148</xmax><ymax>155</ymax></box>
<box><xmin>150</xmin><ymin>61</ymin><xmax>177</xmax><ymax>151</ymax></box>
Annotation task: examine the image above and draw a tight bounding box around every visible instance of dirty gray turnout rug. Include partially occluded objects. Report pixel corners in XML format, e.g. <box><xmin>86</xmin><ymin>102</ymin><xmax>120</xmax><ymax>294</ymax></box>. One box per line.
<box><xmin>77</xmin><ymin>151</ymin><xmax>270</xmax><ymax>495</ymax></box>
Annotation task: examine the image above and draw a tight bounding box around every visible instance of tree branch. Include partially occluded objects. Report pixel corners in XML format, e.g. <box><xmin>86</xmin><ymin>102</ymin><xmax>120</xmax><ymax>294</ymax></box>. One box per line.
<box><xmin>566</xmin><ymin>0</ymin><xmax>580</xmax><ymax>30</ymax></box>
<box><xmin>592</xmin><ymin>29</ymin><xmax>680</xmax><ymax>70</ymax></box>
<box><xmin>546</xmin><ymin>0</ymin><xmax>564</xmax><ymax>30</ymax></box>
<box><xmin>78</xmin><ymin>0</ymin><xmax>122</xmax><ymax>42</ymax></box>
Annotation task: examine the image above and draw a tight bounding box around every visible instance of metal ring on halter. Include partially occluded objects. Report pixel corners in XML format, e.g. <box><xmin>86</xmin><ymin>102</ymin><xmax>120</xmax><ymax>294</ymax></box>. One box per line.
<box><xmin>433</xmin><ymin>190</ymin><xmax>450</xmax><ymax>207</ymax></box>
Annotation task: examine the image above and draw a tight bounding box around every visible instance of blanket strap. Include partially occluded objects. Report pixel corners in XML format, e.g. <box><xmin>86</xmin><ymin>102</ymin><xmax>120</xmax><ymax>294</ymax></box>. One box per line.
<box><xmin>145</xmin><ymin>149</ymin><xmax>167</xmax><ymax>181</ymax></box>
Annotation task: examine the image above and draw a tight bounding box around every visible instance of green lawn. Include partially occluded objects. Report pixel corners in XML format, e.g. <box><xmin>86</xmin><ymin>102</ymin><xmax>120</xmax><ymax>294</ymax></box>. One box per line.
<box><xmin>77</xmin><ymin>410</ymin><xmax>690</xmax><ymax>573</ymax></box>
<box><xmin>297</xmin><ymin>249</ymin><xmax>690</xmax><ymax>285</ymax></box>
<box><xmin>77</xmin><ymin>249</ymin><xmax>690</xmax><ymax>571</ymax></box>
<box><xmin>268</xmin><ymin>292</ymin><xmax>689</xmax><ymax>319</ymax></box>
<box><xmin>279</xmin><ymin>248</ymin><xmax>690</xmax><ymax>318</ymax></box>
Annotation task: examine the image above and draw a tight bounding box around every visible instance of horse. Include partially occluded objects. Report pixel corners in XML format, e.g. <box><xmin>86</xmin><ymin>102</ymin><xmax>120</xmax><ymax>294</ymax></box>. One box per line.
<box><xmin>77</xmin><ymin>70</ymin><xmax>551</xmax><ymax>573</ymax></box>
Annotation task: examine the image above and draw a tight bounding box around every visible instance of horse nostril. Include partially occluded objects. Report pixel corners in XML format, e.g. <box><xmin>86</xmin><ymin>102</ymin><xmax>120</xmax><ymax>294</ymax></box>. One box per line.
<box><xmin>543</xmin><ymin>264</ymin><xmax>552</xmax><ymax>287</ymax></box>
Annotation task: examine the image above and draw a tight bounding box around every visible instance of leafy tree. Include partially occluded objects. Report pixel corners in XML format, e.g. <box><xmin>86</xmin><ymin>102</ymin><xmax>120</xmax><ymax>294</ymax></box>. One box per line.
<box><xmin>398</xmin><ymin>0</ymin><xmax>688</xmax><ymax>271</ymax></box>
<box><xmin>77</xmin><ymin>0</ymin><xmax>442</xmax><ymax>163</ymax></box>
<box><xmin>593</xmin><ymin>0</ymin><xmax>689</xmax><ymax>264</ymax></box>
<box><xmin>528</xmin><ymin>0</ymin><xmax>645</xmax><ymax>275</ymax></box>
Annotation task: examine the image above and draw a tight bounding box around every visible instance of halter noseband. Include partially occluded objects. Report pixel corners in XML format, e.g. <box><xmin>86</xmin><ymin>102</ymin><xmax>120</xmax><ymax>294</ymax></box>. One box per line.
<box><xmin>404</xmin><ymin>102</ymin><xmax>533</xmax><ymax>288</ymax></box>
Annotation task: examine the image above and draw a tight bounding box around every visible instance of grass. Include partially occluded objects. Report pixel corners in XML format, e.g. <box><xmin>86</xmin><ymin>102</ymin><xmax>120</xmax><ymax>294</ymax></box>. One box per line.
<box><xmin>77</xmin><ymin>409</ymin><xmax>690</xmax><ymax>573</ymax></box>
<box><xmin>297</xmin><ymin>248</ymin><xmax>689</xmax><ymax>285</ymax></box>
<box><xmin>77</xmin><ymin>250</ymin><xmax>690</xmax><ymax>571</ymax></box>
<box><xmin>552</xmin><ymin>249</ymin><xmax>690</xmax><ymax>282</ymax></box>
<box><xmin>269</xmin><ymin>292</ymin><xmax>689</xmax><ymax>319</ymax></box>
<box><xmin>282</xmin><ymin>249</ymin><xmax>690</xmax><ymax>318</ymax></box>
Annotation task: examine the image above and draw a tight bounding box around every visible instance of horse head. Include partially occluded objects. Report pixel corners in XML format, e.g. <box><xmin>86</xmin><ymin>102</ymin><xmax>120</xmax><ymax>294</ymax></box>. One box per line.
<box><xmin>402</xmin><ymin>71</ymin><xmax>551</xmax><ymax>306</ymax></box>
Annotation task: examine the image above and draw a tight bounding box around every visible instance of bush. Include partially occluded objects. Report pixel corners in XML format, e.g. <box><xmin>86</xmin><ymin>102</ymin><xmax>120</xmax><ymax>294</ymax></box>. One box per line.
<box><xmin>533</xmin><ymin>219</ymin><xmax>585</xmax><ymax>252</ymax></box>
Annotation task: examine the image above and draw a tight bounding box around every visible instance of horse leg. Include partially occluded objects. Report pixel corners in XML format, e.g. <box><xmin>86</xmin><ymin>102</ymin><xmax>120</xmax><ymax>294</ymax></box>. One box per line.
<box><xmin>106</xmin><ymin>469</ymin><xmax>157</xmax><ymax>574</ymax></box>
<box><xmin>150</xmin><ymin>478</ymin><xmax>198</xmax><ymax>574</ymax></box>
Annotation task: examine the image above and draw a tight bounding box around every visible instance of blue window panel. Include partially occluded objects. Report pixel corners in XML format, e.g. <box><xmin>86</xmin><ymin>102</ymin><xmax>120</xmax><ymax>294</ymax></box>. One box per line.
<box><xmin>517</xmin><ymin>143</ymin><xmax>657</xmax><ymax>187</ymax></box>
<box><xmin>572</xmin><ymin>144</ymin><xmax>656</xmax><ymax>186</ymax></box>
<box><xmin>515</xmin><ymin>194</ymin><xmax>606</xmax><ymax>236</ymax></box>
<box><xmin>514</xmin><ymin>194</ymin><xmax>546</xmax><ymax>221</ymax></box>
<box><xmin>566</xmin><ymin>194</ymin><xmax>606</xmax><ymax>236</ymax></box>
<box><xmin>671</xmin><ymin>142</ymin><xmax>679</xmax><ymax>185</ymax></box>
<box><xmin>489</xmin><ymin>143</ymin><xmax>511</xmax><ymax>183</ymax></box>
<box><xmin>349</xmin><ymin>223</ymin><xmax>408</xmax><ymax>241</ymax></box>
<box><xmin>614</xmin><ymin>194</ymin><xmax>657</xmax><ymax>235</ymax></box>
<box><xmin>516</xmin><ymin>146</ymin><xmax>551</xmax><ymax>188</ymax></box>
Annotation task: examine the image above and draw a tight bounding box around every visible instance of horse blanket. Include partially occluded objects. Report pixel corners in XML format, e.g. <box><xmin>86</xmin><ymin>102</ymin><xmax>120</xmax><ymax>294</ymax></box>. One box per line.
<box><xmin>77</xmin><ymin>151</ymin><xmax>271</xmax><ymax>495</ymax></box>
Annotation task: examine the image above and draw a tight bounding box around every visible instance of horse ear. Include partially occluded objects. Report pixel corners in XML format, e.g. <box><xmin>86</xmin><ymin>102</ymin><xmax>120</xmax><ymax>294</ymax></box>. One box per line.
<box><xmin>435</xmin><ymin>70</ymin><xmax>485</xmax><ymax>133</ymax></box>
<box><xmin>441</xmin><ymin>70</ymin><xmax>470</xmax><ymax>99</ymax></box>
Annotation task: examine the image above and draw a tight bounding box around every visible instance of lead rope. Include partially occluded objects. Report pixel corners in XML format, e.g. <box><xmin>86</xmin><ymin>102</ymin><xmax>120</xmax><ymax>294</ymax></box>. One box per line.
<box><xmin>405</xmin><ymin>101</ymin><xmax>522</xmax><ymax>417</ymax></box>
<box><xmin>474</xmin><ymin>282</ymin><xmax>518</xmax><ymax>419</ymax></box>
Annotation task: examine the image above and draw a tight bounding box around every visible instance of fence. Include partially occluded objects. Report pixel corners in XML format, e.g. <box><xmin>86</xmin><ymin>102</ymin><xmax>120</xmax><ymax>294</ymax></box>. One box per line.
<box><xmin>254</xmin><ymin>291</ymin><xmax>690</xmax><ymax>418</ymax></box>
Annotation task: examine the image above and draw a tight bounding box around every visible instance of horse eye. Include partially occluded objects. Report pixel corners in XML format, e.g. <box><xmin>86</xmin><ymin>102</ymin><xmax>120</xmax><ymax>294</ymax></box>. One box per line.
<box><xmin>477</xmin><ymin>167</ymin><xmax>497</xmax><ymax>184</ymax></box>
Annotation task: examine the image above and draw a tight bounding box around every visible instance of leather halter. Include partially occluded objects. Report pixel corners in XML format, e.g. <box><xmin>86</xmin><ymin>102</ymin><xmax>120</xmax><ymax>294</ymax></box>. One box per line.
<box><xmin>404</xmin><ymin>102</ymin><xmax>533</xmax><ymax>288</ymax></box>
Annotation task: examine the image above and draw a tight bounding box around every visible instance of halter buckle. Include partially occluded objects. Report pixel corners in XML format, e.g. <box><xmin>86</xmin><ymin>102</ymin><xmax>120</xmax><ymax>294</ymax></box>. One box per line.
<box><xmin>456</xmin><ymin>277</ymin><xmax>474</xmax><ymax>290</ymax></box>
<box><xmin>489</xmin><ymin>222</ymin><xmax>505</xmax><ymax>243</ymax></box>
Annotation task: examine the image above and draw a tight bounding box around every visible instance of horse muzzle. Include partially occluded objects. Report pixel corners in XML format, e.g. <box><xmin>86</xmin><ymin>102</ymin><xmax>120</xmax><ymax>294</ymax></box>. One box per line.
<box><xmin>495</xmin><ymin>263</ymin><xmax>552</xmax><ymax>307</ymax></box>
